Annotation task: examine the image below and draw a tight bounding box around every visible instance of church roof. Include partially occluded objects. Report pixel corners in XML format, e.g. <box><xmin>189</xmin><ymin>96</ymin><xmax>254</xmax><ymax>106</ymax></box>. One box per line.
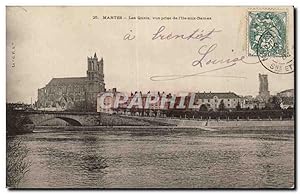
<box><xmin>195</xmin><ymin>92</ymin><xmax>240</xmax><ymax>99</ymax></box>
<box><xmin>47</xmin><ymin>77</ymin><xmax>88</xmax><ymax>86</ymax></box>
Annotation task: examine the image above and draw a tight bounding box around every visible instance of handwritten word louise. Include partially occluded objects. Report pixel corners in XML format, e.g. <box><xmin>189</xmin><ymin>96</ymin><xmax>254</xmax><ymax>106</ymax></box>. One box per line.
<box><xmin>192</xmin><ymin>44</ymin><xmax>246</xmax><ymax>67</ymax></box>
<box><xmin>150</xmin><ymin>44</ymin><xmax>257</xmax><ymax>81</ymax></box>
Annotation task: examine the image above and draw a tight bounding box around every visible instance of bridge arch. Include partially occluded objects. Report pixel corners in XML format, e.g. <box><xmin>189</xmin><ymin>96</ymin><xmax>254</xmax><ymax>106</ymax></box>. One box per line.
<box><xmin>9</xmin><ymin>111</ymin><xmax>100</xmax><ymax>127</ymax></box>
<box><xmin>55</xmin><ymin>117</ymin><xmax>82</xmax><ymax>126</ymax></box>
<box><xmin>33</xmin><ymin>116</ymin><xmax>83</xmax><ymax>126</ymax></box>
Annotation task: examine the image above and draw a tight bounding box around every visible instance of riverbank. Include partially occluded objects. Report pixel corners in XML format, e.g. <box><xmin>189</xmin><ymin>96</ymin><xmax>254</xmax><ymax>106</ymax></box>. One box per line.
<box><xmin>9</xmin><ymin>114</ymin><xmax>294</xmax><ymax>135</ymax></box>
<box><xmin>33</xmin><ymin>119</ymin><xmax>294</xmax><ymax>133</ymax></box>
<box><xmin>123</xmin><ymin>116</ymin><xmax>294</xmax><ymax>128</ymax></box>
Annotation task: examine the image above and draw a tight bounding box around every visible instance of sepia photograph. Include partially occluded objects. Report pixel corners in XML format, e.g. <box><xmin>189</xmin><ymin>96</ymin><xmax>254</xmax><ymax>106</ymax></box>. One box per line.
<box><xmin>6</xmin><ymin>6</ymin><xmax>295</xmax><ymax>189</ymax></box>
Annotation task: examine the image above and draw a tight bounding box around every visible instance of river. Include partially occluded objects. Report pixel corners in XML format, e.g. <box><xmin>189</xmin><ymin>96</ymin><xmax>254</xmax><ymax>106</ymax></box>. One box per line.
<box><xmin>7</xmin><ymin>126</ymin><xmax>294</xmax><ymax>188</ymax></box>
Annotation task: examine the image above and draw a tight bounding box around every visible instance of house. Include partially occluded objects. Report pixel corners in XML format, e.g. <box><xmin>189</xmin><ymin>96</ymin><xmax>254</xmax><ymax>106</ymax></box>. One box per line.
<box><xmin>195</xmin><ymin>92</ymin><xmax>243</xmax><ymax>111</ymax></box>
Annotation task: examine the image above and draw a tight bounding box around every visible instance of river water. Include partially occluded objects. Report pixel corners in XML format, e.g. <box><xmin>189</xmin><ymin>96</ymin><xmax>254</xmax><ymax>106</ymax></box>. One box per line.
<box><xmin>7</xmin><ymin>126</ymin><xmax>294</xmax><ymax>189</ymax></box>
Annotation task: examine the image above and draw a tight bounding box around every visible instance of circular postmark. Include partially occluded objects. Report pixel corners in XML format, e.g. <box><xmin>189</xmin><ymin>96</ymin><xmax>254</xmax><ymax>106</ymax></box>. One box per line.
<box><xmin>257</xmin><ymin>29</ymin><xmax>294</xmax><ymax>74</ymax></box>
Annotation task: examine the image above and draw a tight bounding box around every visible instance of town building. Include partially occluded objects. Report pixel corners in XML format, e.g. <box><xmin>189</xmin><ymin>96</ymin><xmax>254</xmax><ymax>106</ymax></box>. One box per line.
<box><xmin>277</xmin><ymin>89</ymin><xmax>294</xmax><ymax>98</ymax></box>
<box><xmin>277</xmin><ymin>89</ymin><xmax>294</xmax><ymax>109</ymax></box>
<box><xmin>37</xmin><ymin>53</ymin><xmax>105</xmax><ymax>111</ymax></box>
<box><xmin>194</xmin><ymin>92</ymin><xmax>243</xmax><ymax>111</ymax></box>
<box><xmin>97</xmin><ymin>88</ymin><xmax>119</xmax><ymax>113</ymax></box>
<box><xmin>242</xmin><ymin>95</ymin><xmax>255</xmax><ymax>109</ymax></box>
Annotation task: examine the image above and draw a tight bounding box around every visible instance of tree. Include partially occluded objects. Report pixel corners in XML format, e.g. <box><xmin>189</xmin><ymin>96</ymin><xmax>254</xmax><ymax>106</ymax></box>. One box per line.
<box><xmin>218</xmin><ymin>100</ymin><xmax>225</xmax><ymax>111</ymax></box>
<box><xmin>199</xmin><ymin>104</ymin><xmax>208</xmax><ymax>111</ymax></box>
<box><xmin>267</xmin><ymin>96</ymin><xmax>282</xmax><ymax>110</ymax></box>
<box><xmin>253</xmin><ymin>105</ymin><xmax>258</xmax><ymax>110</ymax></box>
<box><xmin>236</xmin><ymin>101</ymin><xmax>241</xmax><ymax>110</ymax></box>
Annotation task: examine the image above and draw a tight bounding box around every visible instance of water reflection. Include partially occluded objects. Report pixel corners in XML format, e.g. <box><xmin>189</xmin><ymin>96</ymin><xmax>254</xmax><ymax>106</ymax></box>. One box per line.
<box><xmin>6</xmin><ymin>127</ymin><xmax>294</xmax><ymax>188</ymax></box>
<box><xmin>7</xmin><ymin>137</ymin><xmax>31</xmax><ymax>187</ymax></box>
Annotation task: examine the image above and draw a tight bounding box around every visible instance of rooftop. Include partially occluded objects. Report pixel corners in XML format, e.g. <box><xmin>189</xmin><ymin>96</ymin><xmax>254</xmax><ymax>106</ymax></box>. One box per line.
<box><xmin>195</xmin><ymin>92</ymin><xmax>240</xmax><ymax>99</ymax></box>
<box><xmin>47</xmin><ymin>77</ymin><xmax>88</xmax><ymax>85</ymax></box>
<box><xmin>278</xmin><ymin>89</ymin><xmax>294</xmax><ymax>94</ymax></box>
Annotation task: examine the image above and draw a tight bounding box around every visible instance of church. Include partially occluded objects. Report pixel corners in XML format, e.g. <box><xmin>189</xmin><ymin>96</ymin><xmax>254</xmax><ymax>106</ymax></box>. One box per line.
<box><xmin>37</xmin><ymin>53</ymin><xmax>106</xmax><ymax>111</ymax></box>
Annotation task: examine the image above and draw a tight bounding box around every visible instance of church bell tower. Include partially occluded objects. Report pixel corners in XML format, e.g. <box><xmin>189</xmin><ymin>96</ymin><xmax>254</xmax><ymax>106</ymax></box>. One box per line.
<box><xmin>258</xmin><ymin>73</ymin><xmax>270</xmax><ymax>102</ymax></box>
<box><xmin>87</xmin><ymin>52</ymin><xmax>104</xmax><ymax>82</ymax></box>
<box><xmin>86</xmin><ymin>52</ymin><xmax>105</xmax><ymax>110</ymax></box>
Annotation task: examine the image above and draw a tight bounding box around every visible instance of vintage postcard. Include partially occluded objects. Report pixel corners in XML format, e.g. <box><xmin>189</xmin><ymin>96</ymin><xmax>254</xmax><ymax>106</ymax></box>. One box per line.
<box><xmin>6</xmin><ymin>6</ymin><xmax>295</xmax><ymax>189</ymax></box>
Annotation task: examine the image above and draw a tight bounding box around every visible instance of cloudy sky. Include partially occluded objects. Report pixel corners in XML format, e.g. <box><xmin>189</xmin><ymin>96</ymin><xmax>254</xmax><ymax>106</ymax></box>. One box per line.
<box><xmin>6</xmin><ymin>6</ymin><xmax>294</xmax><ymax>103</ymax></box>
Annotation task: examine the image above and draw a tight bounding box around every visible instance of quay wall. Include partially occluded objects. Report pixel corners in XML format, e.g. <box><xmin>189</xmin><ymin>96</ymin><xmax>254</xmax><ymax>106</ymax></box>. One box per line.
<box><xmin>126</xmin><ymin>116</ymin><xmax>294</xmax><ymax>128</ymax></box>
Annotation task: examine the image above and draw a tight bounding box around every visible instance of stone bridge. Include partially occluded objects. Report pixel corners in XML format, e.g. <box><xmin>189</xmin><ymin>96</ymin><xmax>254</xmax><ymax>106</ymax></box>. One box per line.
<box><xmin>8</xmin><ymin>110</ymin><xmax>101</xmax><ymax>127</ymax></box>
<box><xmin>7</xmin><ymin>110</ymin><xmax>174</xmax><ymax>134</ymax></box>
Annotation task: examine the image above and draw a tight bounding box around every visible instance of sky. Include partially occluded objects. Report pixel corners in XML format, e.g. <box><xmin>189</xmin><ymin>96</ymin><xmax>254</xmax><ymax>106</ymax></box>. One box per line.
<box><xmin>6</xmin><ymin>6</ymin><xmax>294</xmax><ymax>103</ymax></box>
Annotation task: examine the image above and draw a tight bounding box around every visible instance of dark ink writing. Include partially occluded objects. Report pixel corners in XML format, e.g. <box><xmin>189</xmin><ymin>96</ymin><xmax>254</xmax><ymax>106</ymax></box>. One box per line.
<box><xmin>152</xmin><ymin>25</ymin><xmax>221</xmax><ymax>41</ymax></box>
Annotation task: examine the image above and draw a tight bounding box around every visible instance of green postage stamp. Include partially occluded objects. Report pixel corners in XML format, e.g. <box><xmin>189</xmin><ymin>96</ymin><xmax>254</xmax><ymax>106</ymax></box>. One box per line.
<box><xmin>248</xmin><ymin>11</ymin><xmax>287</xmax><ymax>57</ymax></box>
